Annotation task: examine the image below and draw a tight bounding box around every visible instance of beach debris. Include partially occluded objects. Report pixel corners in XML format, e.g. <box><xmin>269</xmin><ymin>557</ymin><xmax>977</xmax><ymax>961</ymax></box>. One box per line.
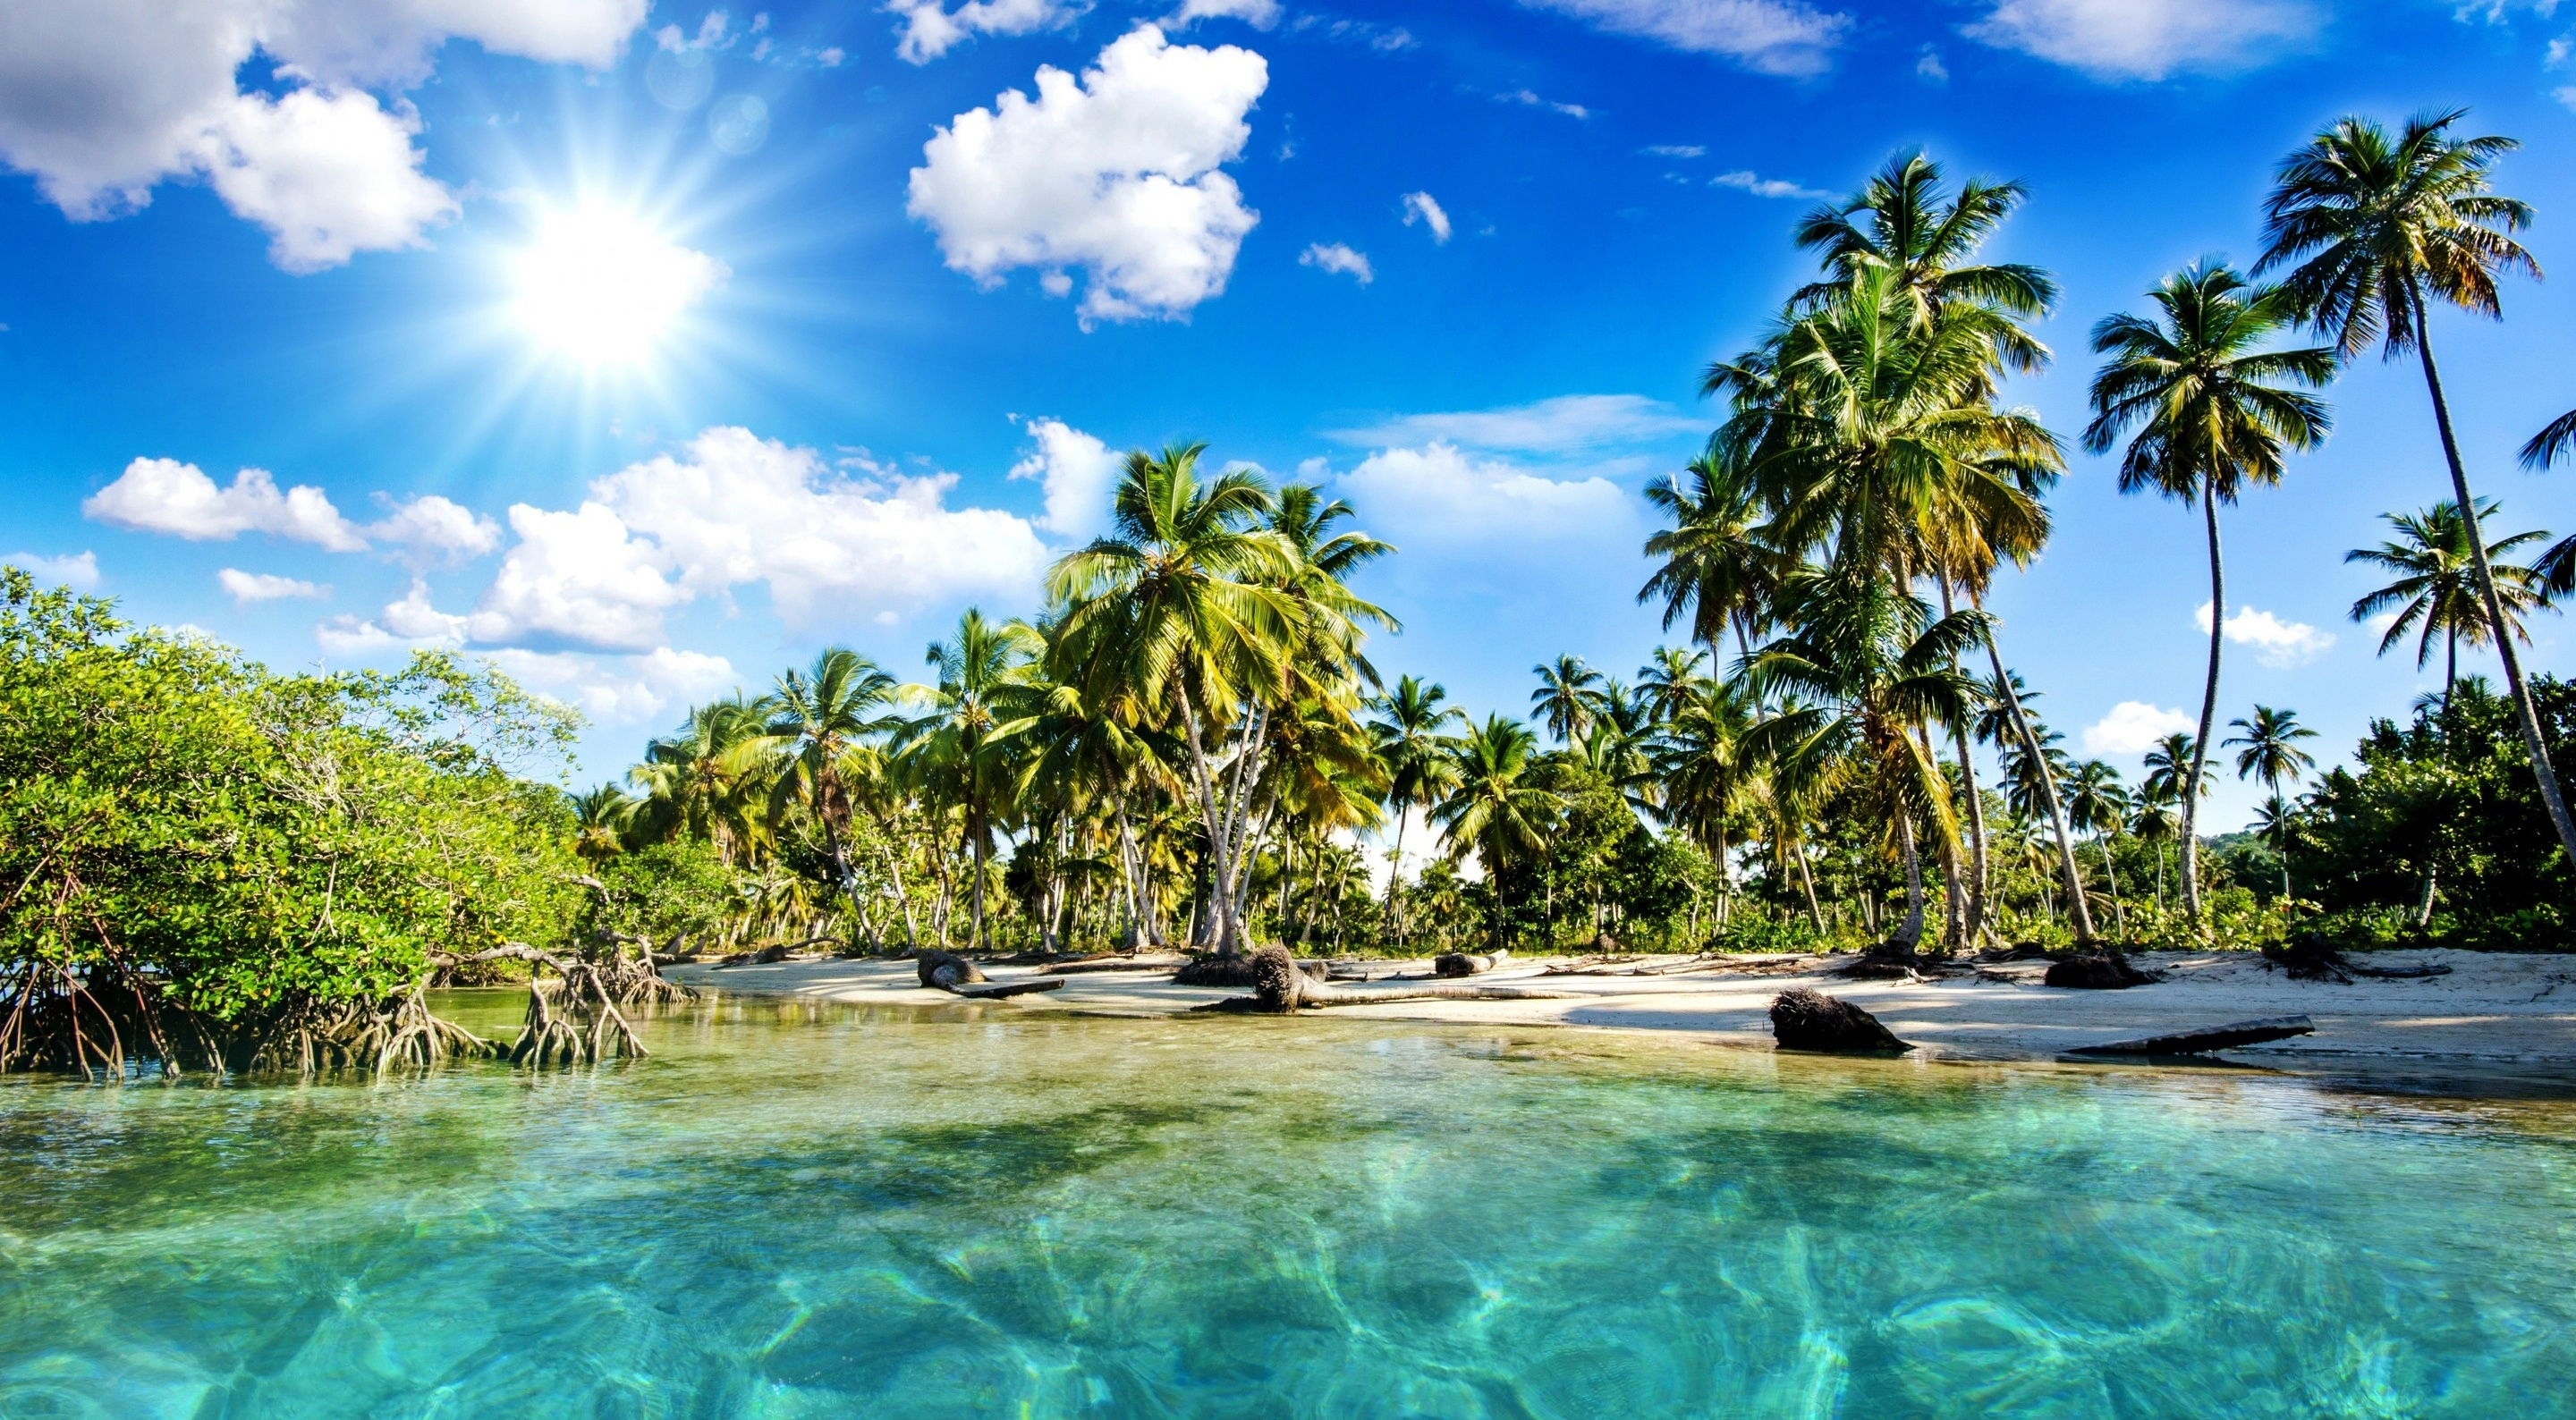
<box><xmin>1038</xmin><ymin>954</ymin><xmax>1193</xmax><ymax>975</ymax></box>
<box><xmin>1199</xmin><ymin>946</ymin><xmax>1577</xmax><ymax>1014</ymax></box>
<box><xmin>2263</xmin><ymin>936</ymin><xmax>2453</xmax><ymax>984</ymax></box>
<box><xmin>2044</xmin><ymin>952</ymin><xmax>2163</xmax><ymax>990</ymax></box>
<box><xmin>2066</xmin><ymin>1015</ymin><xmax>2316</xmax><ymax>1056</ymax></box>
<box><xmin>1769</xmin><ymin>989</ymin><xmax>1911</xmax><ymax>1052</ymax></box>
<box><xmin>913</xmin><ymin>950</ymin><xmax>1063</xmax><ymax>1000</ymax></box>
<box><xmin>1435</xmin><ymin>949</ymin><xmax>1511</xmax><ymax>977</ymax></box>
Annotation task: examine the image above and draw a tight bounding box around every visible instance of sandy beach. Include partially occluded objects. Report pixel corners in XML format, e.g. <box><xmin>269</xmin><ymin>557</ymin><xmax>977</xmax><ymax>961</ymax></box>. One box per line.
<box><xmin>669</xmin><ymin>948</ymin><xmax>2576</xmax><ymax>1066</ymax></box>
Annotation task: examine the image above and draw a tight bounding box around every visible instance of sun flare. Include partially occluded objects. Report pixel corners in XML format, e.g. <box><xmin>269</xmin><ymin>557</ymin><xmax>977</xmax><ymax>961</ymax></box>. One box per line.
<box><xmin>510</xmin><ymin>207</ymin><xmax>726</xmax><ymax>367</ymax></box>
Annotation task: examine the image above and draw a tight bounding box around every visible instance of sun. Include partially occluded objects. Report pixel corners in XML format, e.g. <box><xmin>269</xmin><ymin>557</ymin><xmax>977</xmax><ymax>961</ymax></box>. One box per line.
<box><xmin>509</xmin><ymin>207</ymin><xmax>727</xmax><ymax>367</ymax></box>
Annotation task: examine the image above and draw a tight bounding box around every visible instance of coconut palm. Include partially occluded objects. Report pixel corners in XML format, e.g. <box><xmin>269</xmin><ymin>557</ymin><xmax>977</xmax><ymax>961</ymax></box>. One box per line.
<box><xmin>2129</xmin><ymin>782</ymin><xmax>2179</xmax><ymax>912</ymax></box>
<box><xmin>2062</xmin><ymin>759</ymin><xmax>2130</xmax><ymax>934</ymax></box>
<box><xmin>628</xmin><ymin>694</ymin><xmax>771</xmax><ymax>866</ymax></box>
<box><xmin>1652</xmin><ymin>677</ymin><xmax>1762</xmax><ymax>927</ymax></box>
<box><xmin>1367</xmin><ymin>675</ymin><xmax>1463</xmax><ymax>944</ymax></box>
<box><xmin>2346</xmin><ymin>500</ymin><xmax>2548</xmax><ymax>728</ymax></box>
<box><xmin>1636</xmin><ymin>646</ymin><xmax>1712</xmax><ymax>724</ymax></box>
<box><xmin>1530</xmin><ymin>655</ymin><xmax>1606</xmax><ymax>744</ymax></box>
<box><xmin>1638</xmin><ymin>447</ymin><xmax>1777</xmax><ymax>671</ymax></box>
<box><xmin>1429</xmin><ymin>715</ymin><xmax>1563</xmax><ymax>952</ymax></box>
<box><xmin>2258</xmin><ymin>107</ymin><xmax>2576</xmax><ymax>862</ymax></box>
<box><xmin>902</xmin><ymin>610</ymin><xmax>1044</xmax><ymax>950</ymax></box>
<box><xmin>2224</xmin><ymin>705</ymin><xmax>2319</xmax><ymax>898</ymax></box>
<box><xmin>2085</xmin><ymin>260</ymin><xmax>2334</xmax><ymax>924</ymax></box>
<box><xmin>758</xmin><ymin>647</ymin><xmax>902</xmax><ymax>918</ymax></box>
<box><xmin>569</xmin><ymin>783</ymin><xmax>637</xmax><ymax>864</ymax></box>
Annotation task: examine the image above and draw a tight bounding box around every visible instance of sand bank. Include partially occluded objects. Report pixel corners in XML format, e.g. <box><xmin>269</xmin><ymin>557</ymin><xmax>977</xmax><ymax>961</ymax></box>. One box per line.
<box><xmin>667</xmin><ymin>949</ymin><xmax>2576</xmax><ymax>1065</ymax></box>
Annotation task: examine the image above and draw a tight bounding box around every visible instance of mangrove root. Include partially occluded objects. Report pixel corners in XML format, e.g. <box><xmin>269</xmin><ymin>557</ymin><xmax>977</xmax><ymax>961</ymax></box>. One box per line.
<box><xmin>1769</xmin><ymin>988</ymin><xmax>1911</xmax><ymax>1052</ymax></box>
<box><xmin>2066</xmin><ymin>1015</ymin><xmax>2317</xmax><ymax>1057</ymax></box>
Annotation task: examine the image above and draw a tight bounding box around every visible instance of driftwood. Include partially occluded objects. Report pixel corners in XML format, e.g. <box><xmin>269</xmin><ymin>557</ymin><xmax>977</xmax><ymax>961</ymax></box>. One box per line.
<box><xmin>1039</xmin><ymin>954</ymin><xmax>1192</xmax><ymax>976</ymax></box>
<box><xmin>2045</xmin><ymin>952</ymin><xmax>2163</xmax><ymax>990</ymax></box>
<box><xmin>2263</xmin><ymin>937</ymin><xmax>2453</xmax><ymax>985</ymax></box>
<box><xmin>913</xmin><ymin>950</ymin><xmax>1064</xmax><ymax>1001</ymax></box>
<box><xmin>1435</xmin><ymin>949</ymin><xmax>1511</xmax><ymax>977</ymax></box>
<box><xmin>1769</xmin><ymin>989</ymin><xmax>1911</xmax><ymax>1052</ymax></box>
<box><xmin>952</xmin><ymin>979</ymin><xmax>1065</xmax><ymax>1000</ymax></box>
<box><xmin>2066</xmin><ymin>1015</ymin><xmax>2316</xmax><ymax>1057</ymax></box>
<box><xmin>1201</xmin><ymin>946</ymin><xmax>1577</xmax><ymax>1014</ymax></box>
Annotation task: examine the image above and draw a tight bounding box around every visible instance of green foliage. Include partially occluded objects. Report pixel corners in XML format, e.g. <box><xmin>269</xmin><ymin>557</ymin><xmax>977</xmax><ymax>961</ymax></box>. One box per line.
<box><xmin>581</xmin><ymin>841</ymin><xmax>742</xmax><ymax>951</ymax></box>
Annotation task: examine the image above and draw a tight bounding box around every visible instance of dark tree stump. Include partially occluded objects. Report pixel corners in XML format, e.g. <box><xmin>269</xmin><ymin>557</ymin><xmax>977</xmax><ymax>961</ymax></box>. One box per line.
<box><xmin>916</xmin><ymin>951</ymin><xmax>987</xmax><ymax>990</ymax></box>
<box><xmin>1770</xmin><ymin>989</ymin><xmax>1911</xmax><ymax>1052</ymax></box>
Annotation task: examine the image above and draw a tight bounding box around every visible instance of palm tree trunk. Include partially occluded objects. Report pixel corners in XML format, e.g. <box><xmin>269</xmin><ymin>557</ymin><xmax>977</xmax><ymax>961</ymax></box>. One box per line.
<box><xmin>1976</xmin><ymin>606</ymin><xmax>2098</xmax><ymax>942</ymax></box>
<box><xmin>2099</xmin><ymin>835</ymin><xmax>2125</xmax><ymax>934</ymax></box>
<box><xmin>2180</xmin><ymin>488</ymin><xmax>2226</xmax><ymax>926</ymax></box>
<box><xmin>2411</xmin><ymin>281</ymin><xmax>2576</xmax><ymax>863</ymax></box>
<box><xmin>1173</xmin><ymin>685</ymin><xmax>1241</xmax><ymax>954</ymax></box>
<box><xmin>1793</xmin><ymin>841</ymin><xmax>1825</xmax><ymax>932</ymax></box>
<box><xmin>1940</xmin><ymin>579</ymin><xmax>1993</xmax><ymax>942</ymax></box>
<box><xmin>2417</xmin><ymin>862</ymin><xmax>2438</xmax><ymax>928</ymax></box>
<box><xmin>1892</xmin><ymin>814</ymin><xmax>1927</xmax><ymax>952</ymax></box>
<box><xmin>1380</xmin><ymin>802</ymin><xmax>1411</xmax><ymax>945</ymax></box>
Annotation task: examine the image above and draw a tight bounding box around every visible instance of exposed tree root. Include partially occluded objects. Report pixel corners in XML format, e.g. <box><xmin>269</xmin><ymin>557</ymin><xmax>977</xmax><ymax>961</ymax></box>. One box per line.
<box><xmin>1770</xmin><ymin>988</ymin><xmax>1912</xmax><ymax>1052</ymax></box>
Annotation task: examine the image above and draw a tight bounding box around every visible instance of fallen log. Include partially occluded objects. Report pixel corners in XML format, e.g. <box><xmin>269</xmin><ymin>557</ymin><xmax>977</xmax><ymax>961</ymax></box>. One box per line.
<box><xmin>1039</xmin><ymin>954</ymin><xmax>1192</xmax><ymax>976</ymax></box>
<box><xmin>1435</xmin><ymin>949</ymin><xmax>1511</xmax><ymax>977</ymax></box>
<box><xmin>2263</xmin><ymin>937</ymin><xmax>2453</xmax><ymax>984</ymax></box>
<box><xmin>2065</xmin><ymin>1015</ymin><xmax>2315</xmax><ymax>1057</ymax></box>
<box><xmin>950</xmin><ymin>979</ymin><xmax>1065</xmax><ymax>1001</ymax></box>
<box><xmin>1203</xmin><ymin>947</ymin><xmax>1576</xmax><ymax>1014</ymax></box>
<box><xmin>1769</xmin><ymin>989</ymin><xmax>1911</xmax><ymax>1052</ymax></box>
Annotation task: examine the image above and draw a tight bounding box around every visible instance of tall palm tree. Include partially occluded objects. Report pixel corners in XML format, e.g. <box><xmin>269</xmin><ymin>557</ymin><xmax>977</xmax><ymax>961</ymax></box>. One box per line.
<box><xmin>2063</xmin><ymin>759</ymin><xmax>2130</xmax><ymax>934</ymax></box>
<box><xmin>1429</xmin><ymin>714</ymin><xmax>1562</xmax><ymax>953</ymax></box>
<box><xmin>1048</xmin><ymin>444</ymin><xmax>1300</xmax><ymax>957</ymax></box>
<box><xmin>2258</xmin><ymin>107</ymin><xmax>2576</xmax><ymax>862</ymax></box>
<box><xmin>569</xmin><ymin>783</ymin><xmax>637</xmax><ymax>864</ymax></box>
<box><xmin>1652</xmin><ymin>677</ymin><xmax>1761</xmax><ymax>928</ymax></box>
<box><xmin>2085</xmin><ymin>260</ymin><xmax>2334</xmax><ymax>924</ymax></box>
<box><xmin>1638</xmin><ymin>447</ymin><xmax>1777</xmax><ymax>672</ymax></box>
<box><xmin>1367</xmin><ymin>675</ymin><xmax>1463</xmax><ymax>944</ymax></box>
<box><xmin>1530</xmin><ymin>655</ymin><xmax>1606</xmax><ymax>744</ymax></box>
<box><xmin>903</xmin><ymin>609</ymin><xmax>1044</xmax><ymax>950</ymax></box>
<box><xmin>628</xmin><ymin>695</ymin><xmax>771</xmax><ymax>866</ymax></box>
<box><xmin>2128</xmin><ymin>784</ymin><xmax>2179</xmax><ymax>912</ymax></box>
<box><xmin>1636</xmin><ymin>646</ymin><xmax>1712</xmax><ymax>724</ymax></box>
<box><xmin>2345</xmin><ymin>499</ymin><xmax>2548</xmax><ymax>728</ymax></box>
<box><xmin>2224</xmin><ymin>705</ymin><xmax>2319</xmax><ymax>898</ymax></box>
<box><xmin>758</xmin><ymin>647</ymin><xmax>902</xmax><ymax>920</ymax></box>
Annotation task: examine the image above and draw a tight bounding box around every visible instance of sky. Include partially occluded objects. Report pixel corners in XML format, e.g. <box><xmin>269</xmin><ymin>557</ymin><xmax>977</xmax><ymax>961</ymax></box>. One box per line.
<box><xmin>8</xmin><ymin>0</ymin><xmax>2576</xmax><ymax>834</ymax></box>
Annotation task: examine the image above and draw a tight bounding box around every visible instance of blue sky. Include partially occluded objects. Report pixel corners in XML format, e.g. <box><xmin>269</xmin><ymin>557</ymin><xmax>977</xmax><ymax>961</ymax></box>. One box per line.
<box><xmin>8</xmin><ymin>0</ymin><xmax>2576</xmax><ymax>831</ymax></box>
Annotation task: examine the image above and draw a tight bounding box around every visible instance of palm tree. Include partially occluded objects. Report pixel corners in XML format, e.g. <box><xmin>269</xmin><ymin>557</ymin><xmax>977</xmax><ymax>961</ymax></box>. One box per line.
<box><xmin>2128</xmin><ymin>782</ymin><xmax>2179</xmax><ymax>912</ymax></box>
<box><xmin>2085</xmin><ymin>260</ymin><xmax>2334</xmax><ymax>925</ymax></box>
<box><xmin>1530</xmin><ymin>655</ymin><xmax>1606</xmax><ymax>744</ymax></box>
<box><xmin>1652</xmin><ymin>677</ymin><xmax>1761</xmax><ymax>929</ymax></box>
<box><xmin>1636</xmin><ymin>646</ymin><xmax>1711</xmax><ymax>724</ymax></box>
<box><xmin>1429</xmin><ymin>715</ymin><xmax>1562</xmax><ymax>953</ymax></box>
<box><xmin>1639</xmin><ymin>447</ymin><xmax>1777</xmax><ymax>672</ymax></box>
<box><xmin>1367</xmin><ymin>675</ymin><xmax>1462</xmax><ymax>944</ymax></box>
<box><xmin>1048</xmin><ymin>443</ymin><xmax>1300</xmax><ymax>957</ymax></box>
<box><xmin>758</xmin><ymin>647</ymin><xmax>902</xmax><ymax>921</ymax></box>
<box><xmin>628</xmin><ymin>694</ymin><xmax>770</xmax><ymax>866</ymax></box>
<box><xmin>2224</xmin><ymin>705</ymin><xmax>2319</xmax><ymax>899</ymax></box>
<box><xmin>2063</xmin><ymin>759</ymin><xmax>2130</xmax><ymax>934</ymax></box>
<box><xmin>903</xmin><ymin>609</ymin><xmax>1044</xmax><ymax>950</ymax></box>
<box><xmin>2346</xmin><ymin>499</ymin><xmax>2548</xmax><ymax>730</ymax></box>
<box><xmin>2258</xmin><ymin>107</ymin><xmax>2576</xmax><ymax>863</ymax></box>
<box><xmin>569</xmin><ymin>783</ymin><xmax>637</xmax><ymax>864</ymax></box>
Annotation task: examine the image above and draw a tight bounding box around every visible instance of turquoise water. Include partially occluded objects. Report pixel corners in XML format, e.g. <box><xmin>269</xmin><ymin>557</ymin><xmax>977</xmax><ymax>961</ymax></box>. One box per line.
<box><xmin>4</xmin><ymin>994</ymin><xmax>2574</xmax><ymax>1418</ymax></box>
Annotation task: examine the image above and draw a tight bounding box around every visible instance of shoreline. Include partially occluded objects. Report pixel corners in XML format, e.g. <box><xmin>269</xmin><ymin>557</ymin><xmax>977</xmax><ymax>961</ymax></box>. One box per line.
<box><xmin>669</xmin><ymin>947</ymin><xmax>2576</xmax><ymax>1069</ymax></box>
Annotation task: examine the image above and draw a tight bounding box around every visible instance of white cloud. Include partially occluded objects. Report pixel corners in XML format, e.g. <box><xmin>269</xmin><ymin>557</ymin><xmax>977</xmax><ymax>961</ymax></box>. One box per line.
<box><xmin>886</xmin><ymin>0</ymin><xmax>1080</xmax><ymax>63</ymax></box>
<box><xmin>1335</xmin><ymin>443</ymin><xmax>1631</xmax><ymax>545</ymax></box>
<box><xmin>84</xmin><ymin>457</ymin><xmax>369</xmax><ymax>552</ymax></box>
<box><xmin>3</xmin><ymin>550</ymin><xmax>100</xmax><ymax>589</ymax></box>
<box><xmin>1300</xmin><ymin>241</ymin><xmax>1373</xmax><ymax>283</ymax></box>
<box><xmin>906</xmin><ymin>27</ymin><xmax>1267</xmax><ymax>326</ymax></box>
<box><xmin>1642</xmin><ymin>143</ymin><xmax>1707</xmax><ymax>157</ymax></box>
<box><xmin>1329</xmin><ymin>393</ymin><xmax>1700</xmax><ymax>455</ymax></box>
<box><xmin>1400</xmin><ymin>190</ymin><xmax>1452</xmax><ymax>242</ymax></box>
<box><xmin>316</xmin><ymin>579</ymin><xmax>470</xmax><ymax>655</ymax></box>
<box><xmin>1916</xmin><ymin>45</ymin><xmax>1950</xmax><ymax>80</ymax></box>
<box><xmin>1166</xmin><ymin>0</ymin><xmax>1281</xmax><ymax>27</ymax></box>
<box><xmin>468</xmin><ymin>502</ymin><xmax>686</xmax><ymax>652</ymax></box>
<box><xmin>369</xmin><ymin>494</ymin><xmax>503</xmax><ymax>564</ymax></box>
<box><xmin>1962</xmin><ymin>0</ymin><xmax>2319</xmax><ymax>80</ymax></box>
<box><xmin>0</xmin><ymin>0</ymin><xmax>646</xmax><ymax>268</ymax></box>
<box><xmin>1009</xmin><ymin>418</ymin><xmax>1122</xmax><ymax>538</ymax></box>
<box><xmin>1520</xmin><ymin>0</ymin><xmax>1851</xmax><ymax>76</ymax></box>
<box><xmin>217</xmin><ymin>568</ymin><xmax>328</xmax><ymax>604</ymax></box>
<box><xmin>1498</xmin><ymin>89</ymin><xmax>1590</xmax><ymax>119</ymax></box>
<box><xmin>1713</xmin><ymin>169</ymin><xmax>1826</xmax><ymax>199</ymax></box>
<box><xmin>484</xmin><ymin>646</ymin><xmax>739</xmax><ymax>724</ymax></box>
<box><xmin>2082</xmin><ymin>701</ymin><xmax>2198</xmax><ymax>756</ymax></box>
<box><xmin>2195</xmin><ymin>601</ymin><xmax>2336</xmax><ymax>668</ymax></box>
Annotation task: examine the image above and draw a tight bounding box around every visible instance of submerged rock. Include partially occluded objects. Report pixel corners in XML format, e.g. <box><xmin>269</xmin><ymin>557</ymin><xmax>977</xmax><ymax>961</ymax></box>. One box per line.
<box><xmin>1769</xmin><ymin>989</ymin><xmax>1911</xmax><ymax>1052</ymax></box>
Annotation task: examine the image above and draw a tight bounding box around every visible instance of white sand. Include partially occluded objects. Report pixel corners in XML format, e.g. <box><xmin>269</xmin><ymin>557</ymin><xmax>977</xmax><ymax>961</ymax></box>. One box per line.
<box><xmin>667</xmin><ymin>949</ymin><xmax>2576</xmax><ymax>1065</ymax></box>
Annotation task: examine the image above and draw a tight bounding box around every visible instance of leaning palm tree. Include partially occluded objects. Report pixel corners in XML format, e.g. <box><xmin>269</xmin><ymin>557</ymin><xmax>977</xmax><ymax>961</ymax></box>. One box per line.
<box><xmin>2224</xmin><ymin>705</ymin><xmax>2319</xmax><ymax>898</ymax></box>
<box><xmin>2259</xmin><ymin>107</ymin><xmax>2576</xmax><ymax>863</ymax></box>
<box><xmin>1048</xmin><ymin>444</ymin><xmax>1300</xmax><ymax>957</ymax></box>
<box><xmin>2346</xmin><ymin>499</ymin><xmax>2548</xmax><ymax>731</ymax></box>
<box><xmin>2085</xmin><ymin>259</ymin><xmax>2334</xmax><ymax>925</ymax></box>
<box><xmin>758</xmin><ymin>647</ymin><xmax>902</xmax><ymax>920</ymax></box>
<box><xmin>1429</xmin><ymin>715</ymin><xmax>1563</xmax><ymax>953</ymax></box>
<box><xmin>1529</xmin><ymin>654</ymin><xmax>1606</xmax><ymax>744</ymax></box>
<box><xmin>1367</xmin><ymin>675</ymin><xmax>1463</xmax><ymax>943</ymax></box>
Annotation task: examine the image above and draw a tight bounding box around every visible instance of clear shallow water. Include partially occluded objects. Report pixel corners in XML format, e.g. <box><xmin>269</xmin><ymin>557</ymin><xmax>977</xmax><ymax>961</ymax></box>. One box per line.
<box><xmin>4</xmin><ymin>995</ymin><xmax>2574</xmax><ymax>1419</ymax></box>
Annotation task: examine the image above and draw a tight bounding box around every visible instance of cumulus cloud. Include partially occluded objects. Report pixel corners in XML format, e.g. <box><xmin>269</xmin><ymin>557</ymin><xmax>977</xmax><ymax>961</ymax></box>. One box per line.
<box><xmin>886</xmin><ymin>0</ymin><xmax>1080</xmax><ymax>64</ymax></box>
<box><xmin>84</xmin><ymin>457</ymin><xmax>369</xmax><ymax>552</ymax></box>
<box><xmin>1334</xmin><ymin>443</ymin><xmax>1631</xmax><ymax>545</ymax></box>
<box><xmin>466</xmin><ymin>502</ymin><xmax>683</xmax><ymax>652</ymax></box>
<box><xmin>0</xmin><ymin>0</ymin><xmax>646</xmax><ymax>267</ymax></box>
<box><xmin>317</xmin><ymin>578</ymin><xmax>470</xmax><ymax>655</ymax></box>
<box><xmin>1713</xmin><ymin>169</ymin><xmax>1826</xmax><ymax>199</ymax></box>
<box><xmin>1497</xmin><ymin>89</ymin><xmax>1589</xmax><ymax>119</ymax></box>
<box><xmin>906</xmin><ymin>27</ymin><xmax>1268</xmax><ymax>326</ymax></box>
<box><xmin>1299</xmin><ymin>241</ymin><xmax>1373</xmax><ymax>283</ymax></box>
<box><xmin>1520</xmin><ymin>0</ymin><xmax>1851</xmax><ymax>75</ymax></box>
<box><xmin>1400</xmin><ymin>190</ymin><xmax>1451</xmax><ymax>242</ymax></box>
<box><xmin>3</xmin><ymin>550</ymin><xmax>100</xmax><ymax>589</ymax></box>
<box><xmin>2082</xmin><ymin>701</ymin><xmax>2199</xmax><ymax>756</ymax></box>
<box><xmin>369</xmin><ymin>494</ymin><xmax>503</xmax><ymax>564</ymax></box>
<box><xmin>2196</xmin><ymin>601</ymin><xmax>2335</xmax><ymax>668</ymax></box>
<box><xmin>217</xmin><ymin>568</ymin><xmax>328</xmax><ymax>604</ymax></box>
<box><xmin>483</xmin><ymin>646</ymin><xmax>739</xmax><ymax>724</ymax></box>
<box><xmin>1166</xmin><ymin>0</ymin><xmax>1281</xmax><ymax>27</ymax></box>
<box><xmin>1329</xmin><ymin>393</ymin><xmax>1700</xmax><ymax>455</ymax></box>
<box><xmin>1009</xmin><ymin>418</ymin><xmax>1122</xmax><ymax>539</ymax></box>
<box><xmin>1963</xmin><ymin>0</ymin><xmax>2319</xmax><ymax>80</ymax></box>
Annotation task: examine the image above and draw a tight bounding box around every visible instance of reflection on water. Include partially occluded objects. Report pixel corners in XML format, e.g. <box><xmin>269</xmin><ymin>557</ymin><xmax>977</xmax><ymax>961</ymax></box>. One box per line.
<box><xmin>3</xmin><ymin>993</ymin><xmax>2572</xmax><ymax>1418</ymax></box>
